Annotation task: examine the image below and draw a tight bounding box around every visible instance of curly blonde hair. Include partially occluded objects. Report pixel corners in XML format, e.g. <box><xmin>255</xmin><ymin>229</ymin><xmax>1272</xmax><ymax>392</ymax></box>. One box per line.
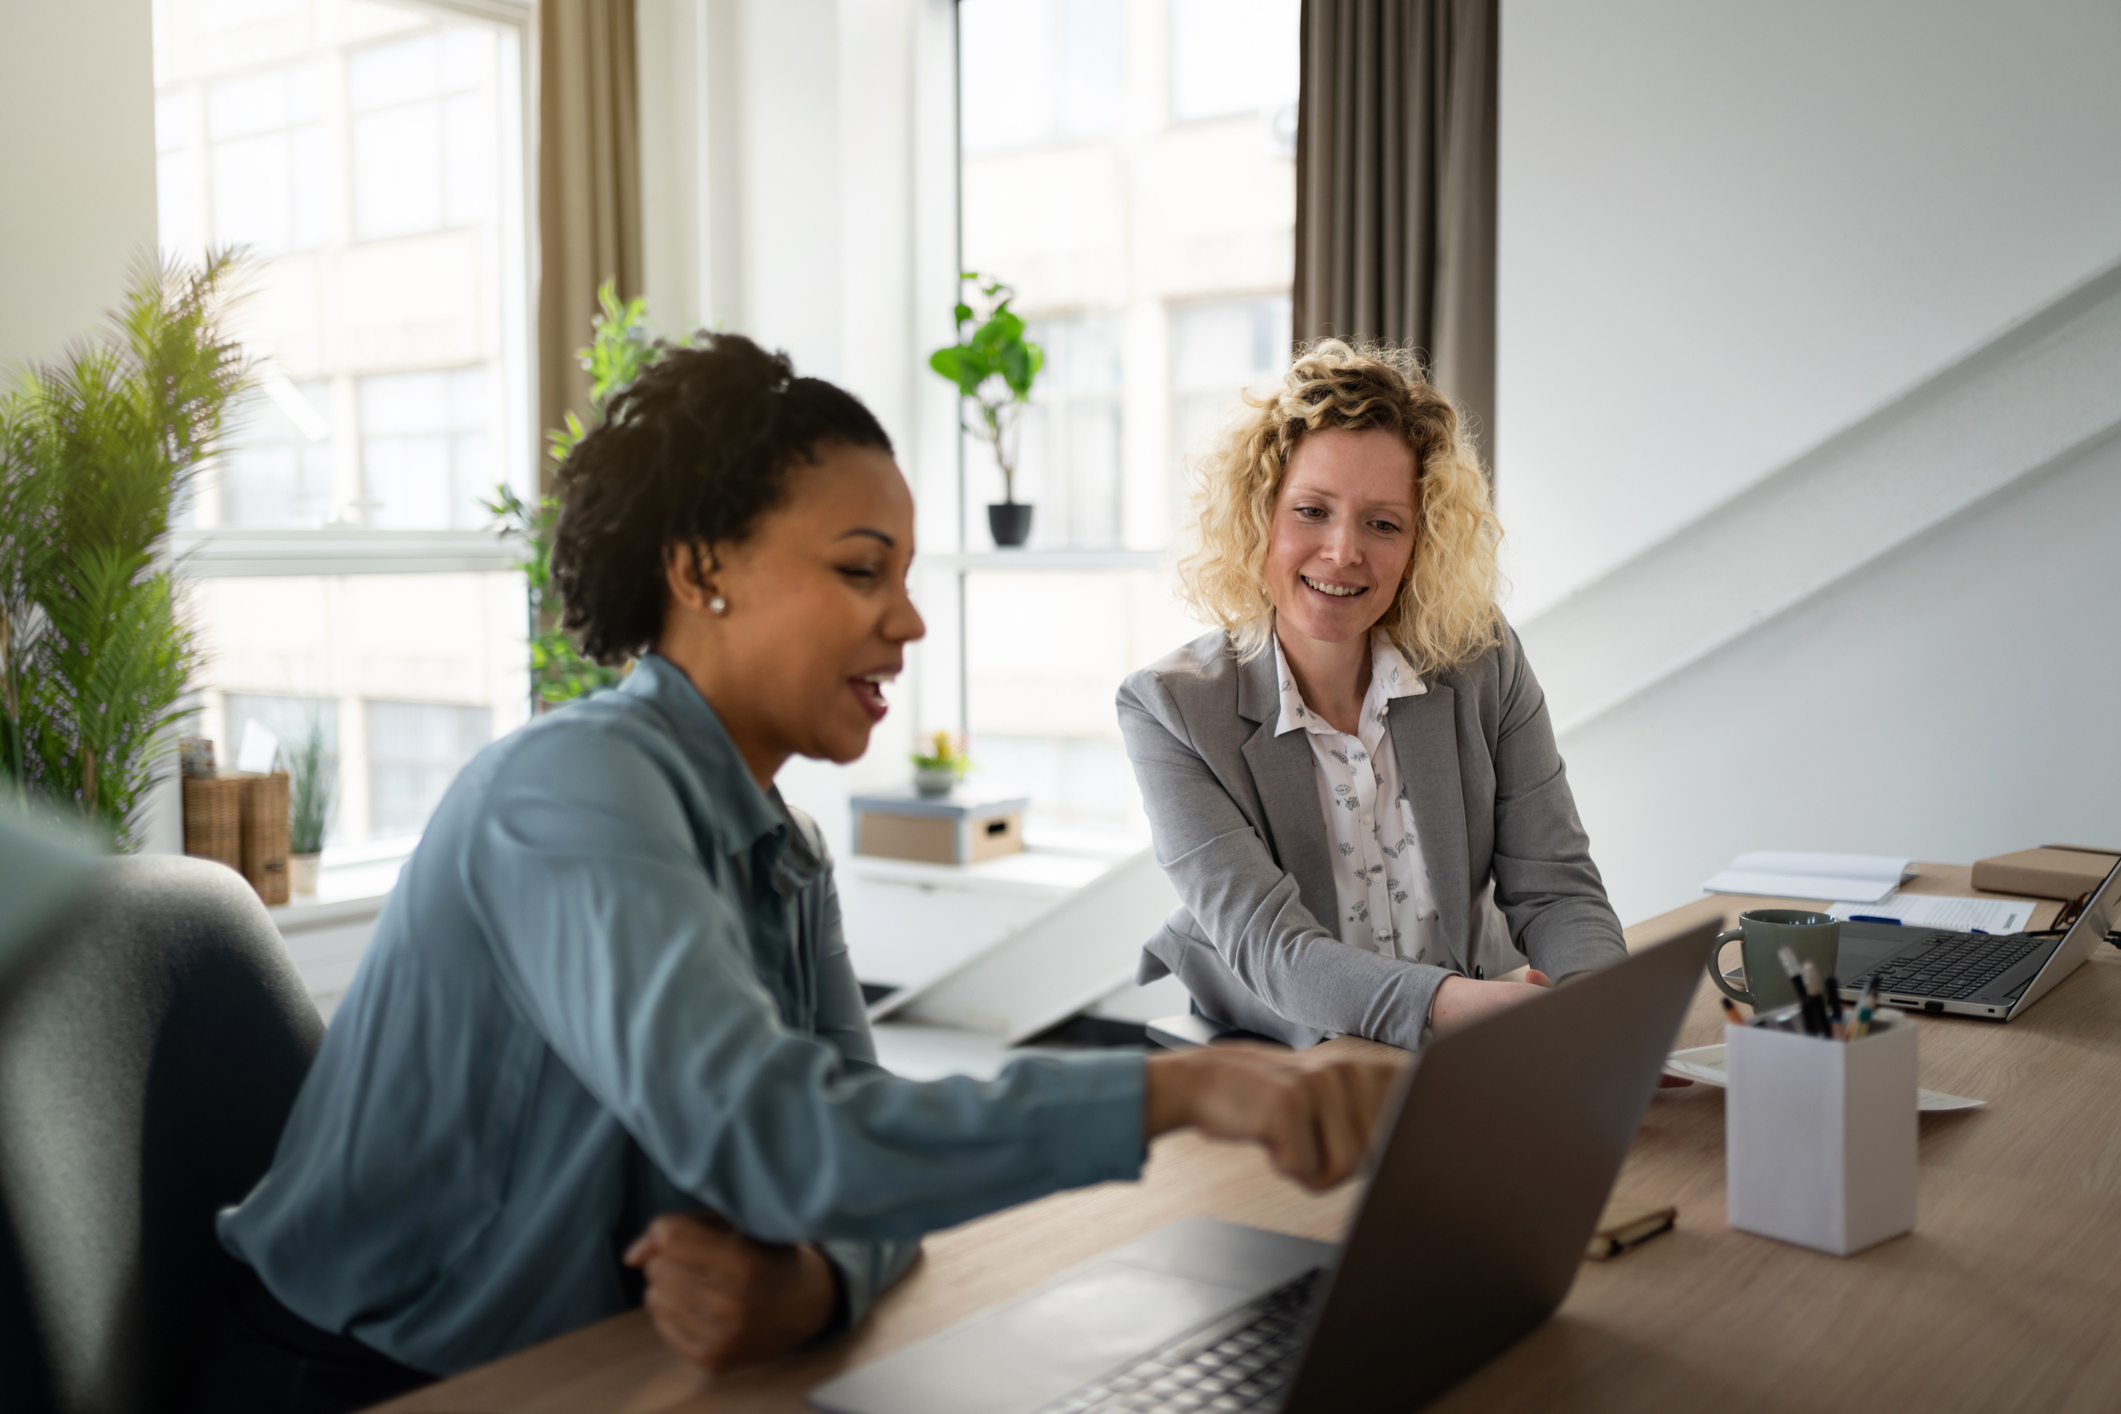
<box><xmin>1175</xmin><ymin>339</ymin><xmax>1504</xmax><ymax>674</ymax></box>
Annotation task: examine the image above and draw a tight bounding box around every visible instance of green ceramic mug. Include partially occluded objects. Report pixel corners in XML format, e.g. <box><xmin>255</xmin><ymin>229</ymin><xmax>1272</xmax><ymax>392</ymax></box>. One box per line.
<box><xmin>1709</xmin><ymin>909</ymin><xmax>1840</xmax><ymax>1013</ymax></box>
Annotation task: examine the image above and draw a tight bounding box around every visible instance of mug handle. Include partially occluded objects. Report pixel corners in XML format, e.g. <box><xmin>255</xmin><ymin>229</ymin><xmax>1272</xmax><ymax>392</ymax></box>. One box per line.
<box><xmin>1708</xmin><ymin>928</ymin><xmax>1752</xmax><ymax>1007</ymax></box>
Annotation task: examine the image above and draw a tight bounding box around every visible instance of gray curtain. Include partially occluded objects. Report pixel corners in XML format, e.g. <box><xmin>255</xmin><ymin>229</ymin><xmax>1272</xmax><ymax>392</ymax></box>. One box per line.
<box><xmin>537</xmin><ymin>0</ymin><xmax>643</xmax><ymax>500</ymax></box>
<box><xmin>1294</xmin><ymin>0</ymin><xmax>1499</xmax><ymax>475</ymax></box>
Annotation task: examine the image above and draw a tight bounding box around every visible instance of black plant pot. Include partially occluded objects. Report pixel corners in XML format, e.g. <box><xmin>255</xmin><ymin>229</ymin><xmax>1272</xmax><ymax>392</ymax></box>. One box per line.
<box><xmin>987</xmin><ymin>502</ymin><xmax>1034</xmax><ymax>548</ymax></box>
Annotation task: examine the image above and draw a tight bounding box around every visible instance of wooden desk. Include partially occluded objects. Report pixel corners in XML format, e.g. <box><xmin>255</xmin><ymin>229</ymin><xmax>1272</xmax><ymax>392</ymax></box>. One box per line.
<box><xmin>378</xmin><ymin>865</ymin><xmax>2121</xmax><ymax>1413</ymax></box>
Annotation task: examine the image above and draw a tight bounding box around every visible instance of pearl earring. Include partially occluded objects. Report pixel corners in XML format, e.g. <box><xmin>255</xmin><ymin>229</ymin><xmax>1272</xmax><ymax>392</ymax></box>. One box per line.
<box><xmin>708</xmin><ymin>595</ymin><xmax>727</xmax><ymax>614</ymax></box>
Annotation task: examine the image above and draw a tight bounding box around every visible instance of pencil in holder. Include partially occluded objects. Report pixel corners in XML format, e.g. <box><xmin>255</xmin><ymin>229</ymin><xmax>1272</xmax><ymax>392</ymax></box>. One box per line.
<box><xmin>1725</xmin><ymin>1015</ymin><xmax>1917</xmax><ymax>1256</ymax></box>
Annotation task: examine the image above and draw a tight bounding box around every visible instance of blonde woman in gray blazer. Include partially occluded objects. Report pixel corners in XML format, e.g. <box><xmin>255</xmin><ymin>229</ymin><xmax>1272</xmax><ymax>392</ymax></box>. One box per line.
<box><xmin>1118</xmin><ymin>341</ymin><xmax>1626</xmax><ymax>1051</ymax></box>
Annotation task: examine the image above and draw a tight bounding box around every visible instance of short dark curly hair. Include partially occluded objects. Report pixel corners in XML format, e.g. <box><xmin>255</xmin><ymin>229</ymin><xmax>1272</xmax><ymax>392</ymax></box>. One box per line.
<box><xmin>550</xmin><ymin>333</ymin><xmax>893</xmax><ymax>664</ymax></box>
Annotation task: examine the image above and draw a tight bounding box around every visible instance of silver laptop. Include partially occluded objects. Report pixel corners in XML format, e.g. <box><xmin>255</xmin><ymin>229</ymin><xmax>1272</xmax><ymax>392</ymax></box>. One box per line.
<box><xmin>809</xmin><ymin>920</ymin><xmax>1718</xmax><ymax>1414</ymax></box>
<box><xmin>1832</xmin><ymin>854</ymin><xmax>2121</xmax><ymax>1021</ymax></box>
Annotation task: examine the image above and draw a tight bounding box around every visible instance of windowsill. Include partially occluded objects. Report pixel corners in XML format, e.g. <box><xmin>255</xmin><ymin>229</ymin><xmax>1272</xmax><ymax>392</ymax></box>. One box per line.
<box><xmin>918</xmin><ymin>549</ymin><xmax>1169</xmax><ymax>572</ymax></box>
<box><xmin>840</xmin><ymin>821</ymin><xmax>1149</xmax><ymax>897</ymax></box>
<box><xmin>170</xmin><ymin>528</ymin><xmax>519</xmax><ymax>577</ymax></box>
<box><xmin>270</xmin><ymin>836</ymin><xmax>418</xmax><ymax>927</ymax></box>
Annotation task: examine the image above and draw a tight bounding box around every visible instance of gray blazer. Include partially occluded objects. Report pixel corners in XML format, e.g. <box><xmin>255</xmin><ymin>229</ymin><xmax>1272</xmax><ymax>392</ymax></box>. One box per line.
<box><xmin>1116</xmin><ymin>625</ymin><xmax>1625</xmax><ymax>1050</ymax></box>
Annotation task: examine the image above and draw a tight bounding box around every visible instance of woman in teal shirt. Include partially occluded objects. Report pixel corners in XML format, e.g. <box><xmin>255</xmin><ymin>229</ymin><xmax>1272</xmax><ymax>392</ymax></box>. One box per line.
<box><xmin>189</xmin><ymin>335</ymin><xmax>1395</xmax><ymax>1413</ymax></box>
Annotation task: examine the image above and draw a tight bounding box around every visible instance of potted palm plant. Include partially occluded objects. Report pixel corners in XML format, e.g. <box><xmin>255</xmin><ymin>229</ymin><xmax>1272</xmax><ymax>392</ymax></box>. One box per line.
<box><xmin>0</xmin><ymin>253</ymin><xmax>247</xmax><ymax>847</ymax></box>
<box><xmin>928</xmin><ymin>273</ymin><xmax>1045</xmax><ymax>547</ymax></box>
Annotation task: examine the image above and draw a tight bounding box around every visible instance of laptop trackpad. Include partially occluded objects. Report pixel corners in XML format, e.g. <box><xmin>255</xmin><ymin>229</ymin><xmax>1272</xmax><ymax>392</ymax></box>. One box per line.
<box><xmin>1835</xmin><ymin>925</ymin><xmax>1916</xmax><ymax>978</ymax></box>
<box><xmin>812</xmin><ymin>1263</ymin><xmax>1249</xmax><ymax>1414</ymax></box>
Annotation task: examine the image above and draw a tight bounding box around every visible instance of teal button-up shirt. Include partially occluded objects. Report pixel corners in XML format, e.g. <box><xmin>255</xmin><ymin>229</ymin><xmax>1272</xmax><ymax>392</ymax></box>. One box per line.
<box><xmin>219</xmin><ymin>655</ymin><xmax>1147</xmax><ymax>1375</ymax></box>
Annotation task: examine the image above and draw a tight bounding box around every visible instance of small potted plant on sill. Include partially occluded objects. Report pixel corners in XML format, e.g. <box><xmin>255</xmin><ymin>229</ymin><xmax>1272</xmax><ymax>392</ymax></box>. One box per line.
<box><xmin>911</xmin><ymin>730</ymin><xmax>971</xmax><ymax>798</ymax></box>
<box><xmin>928</xmin><ymin>273</ymin><xmax>1044</xmax><ymax>548</ymax></box>
<box><xmin>286</xmin><ymin>715</ymin><xmax>334</xmax><ymax>895</ymax></box>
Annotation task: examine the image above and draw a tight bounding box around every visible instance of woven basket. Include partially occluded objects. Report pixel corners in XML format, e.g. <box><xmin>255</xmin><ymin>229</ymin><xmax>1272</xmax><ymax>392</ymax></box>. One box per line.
<box><xmin>181</xmin><ymin>775</ymin><xmax>244</xmax><ymax>873</ymax></box>
<box><xmin>239</xmin><ymin>771</ymin><xmax>292</xmax><ymax>907</ymax></box>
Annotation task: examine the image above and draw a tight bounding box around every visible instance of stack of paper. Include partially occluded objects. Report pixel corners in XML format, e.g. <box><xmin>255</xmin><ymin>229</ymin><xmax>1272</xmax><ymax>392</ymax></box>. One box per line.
<box><xmin>1700</xmin><ymin>852</ymin><xmax>1914</xmax><ymax>904</ymax></box>
<box><xmin>1827</xmin><ymin>893</ymin><xmax>2037</xmax><ymax>934</ymax></box>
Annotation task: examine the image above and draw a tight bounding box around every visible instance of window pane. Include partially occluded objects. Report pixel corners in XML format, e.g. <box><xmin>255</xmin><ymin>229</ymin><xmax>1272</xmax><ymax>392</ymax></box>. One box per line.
<box><xmin>208</xmin><ymin>69</ymin><xmax>291</xmax><ymax>139</ymax></box>
<box><xmin>190</xmin><ymin>573</ymin><xmax>528</xmax><ymax>847</ymax></box>
<box><xmin>352</xmin><ymin>102</ymin><xmax>445</xmax><ymax>239</ymax></box>
<box><xmin>1170</xmin><ymin>0</ymin><xmax>1300</xmax><ymax>123</ymax></box>
<box><xmin>1007</xmin><ymin>315</ymin><xmax>1125</xmax><ymax>550</ymax></box>
<box><xmin>956</xmin><ymin>0</ymin><xmax>1298</xmax><ymax>828</ymax></box>
<box><xmin>359</xmin><ymin>367</ymin><xmax>492</xmax><ymax>529</ymax></box>
<box><xmin>161</xmin><ymin>1</ymin><xmax>533</xmax><ymax>852</ymax></box>
<box><xmin>211</xmin><ymin>132</ymin><xmax>294</xmax><ymax>253</ymax></box>
<box><xmin>223</xmin><ymin>693</ymin><xmax>342</xmax><ymax>845</ymax></box>
<box><xmin>219</xmin><ymin>378</ymin><xmax>333</xmax><ymax>528</ymax></box>
<box><xmin>1170</xmin><ymin>295</ymin><xmax>1292</xmax><ymax>492</ymax></box>
<box><xmin>961</xmin><ymin>0</ymin><xmax>1123</xmax><ymax>154</ymax></box>
<box><xmin>367</xmin><ymin>700</ymin><xmax>491</xmax><ymax>838</ymax></box>
<box><xmin>348</xmin><ymin>33</ymin><xmax>442</xmax><ymax>111</ymax></box>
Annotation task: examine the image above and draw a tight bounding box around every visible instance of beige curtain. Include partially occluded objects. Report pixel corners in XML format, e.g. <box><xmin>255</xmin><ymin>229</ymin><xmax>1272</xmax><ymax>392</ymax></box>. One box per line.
<box><xmin>1294</xmin><ymin>0</ymin><xmax>1499</xmax><ymax>475</ymax></box>
<box><xmin>537</xmin><ymin>0</ymin><xmax>643</xmax><ymax>498</ymax></box>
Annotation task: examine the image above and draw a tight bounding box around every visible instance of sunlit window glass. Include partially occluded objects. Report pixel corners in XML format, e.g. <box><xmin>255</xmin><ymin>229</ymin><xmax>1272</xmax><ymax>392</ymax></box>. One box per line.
<box><xmin>1169</xmin><ymin>0</ymin><xmax>1300</xmax><ymax>124</ymax></box>
<box><xmin>220</xmin><ymin>378</ymin><xmax>336</xmax><ymax>528</ymax></box>
<box><xmin>358</xmin><ymin>366</ymin><xmax>492</xmax><ymax>530</ymax></box>
<box><xmin>367</xmin><ymin>699</ymin><xmax>492</xmax><ymax>839</ymax></box>
<box><xmin>954</xmin><ymin>0</ymin><xmax>1298</xmax><ymax>829</ymax></box>
<box><xmin>156</xmin><ymin>0</ymin><xmax>532</xmax><ymax>860</ymax></box>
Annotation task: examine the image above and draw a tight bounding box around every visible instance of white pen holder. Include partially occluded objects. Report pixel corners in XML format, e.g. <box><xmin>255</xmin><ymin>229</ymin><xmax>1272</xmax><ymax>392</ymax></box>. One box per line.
<box><xmin>1725</xmin><ymin>1017</ymin><xmax>1917</xmax><ymax>1256</ymax></box>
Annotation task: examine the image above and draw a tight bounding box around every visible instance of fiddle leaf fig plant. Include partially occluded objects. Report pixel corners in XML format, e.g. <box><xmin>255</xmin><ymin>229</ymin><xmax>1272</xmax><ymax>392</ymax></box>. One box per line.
<box><xmin>928</xmin><ymin>273</ymin><xmax>1045</xmax><ymax>505</ymax></box>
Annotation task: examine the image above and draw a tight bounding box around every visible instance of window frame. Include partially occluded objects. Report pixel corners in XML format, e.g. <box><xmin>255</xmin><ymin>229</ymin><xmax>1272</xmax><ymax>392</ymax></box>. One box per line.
<box><xmin>169</xmin><ymin>0</ymin><xmax>537</xmax><ymax>578</ymax></box>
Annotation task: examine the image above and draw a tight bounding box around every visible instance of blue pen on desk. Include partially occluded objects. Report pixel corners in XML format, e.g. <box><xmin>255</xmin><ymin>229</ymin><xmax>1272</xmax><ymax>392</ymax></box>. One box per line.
<box><xmin>1849</xmin><ymin>915</ymin><xmax>1900</xmax><ymax>925</ymax></box>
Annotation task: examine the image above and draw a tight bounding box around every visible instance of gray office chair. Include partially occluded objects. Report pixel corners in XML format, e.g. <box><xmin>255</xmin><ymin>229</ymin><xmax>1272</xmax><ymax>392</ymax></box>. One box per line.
<box><xmin>0</xmin><ymin>854</ymin><xmax>323</xmax><ymax>1414</ymax></box>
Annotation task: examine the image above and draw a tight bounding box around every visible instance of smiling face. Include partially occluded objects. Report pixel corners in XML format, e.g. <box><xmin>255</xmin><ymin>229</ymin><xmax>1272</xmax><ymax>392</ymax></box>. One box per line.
<box><xmin>660</xmin><ymin>441</ymin><xmax>925</xmax><ymax>784</ymax></box>
<box><xmin>1262</xmin><ymin>426</ymin><xmax>1420</xmax><ymax>650</ymax></box>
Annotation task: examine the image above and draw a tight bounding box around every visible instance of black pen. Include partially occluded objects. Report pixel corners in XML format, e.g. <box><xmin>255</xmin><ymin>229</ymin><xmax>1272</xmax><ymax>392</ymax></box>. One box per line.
<box><xmin>1780</xmin><ymin>947</ymin><xmax>1826</xmax><ymax>1037</ymax></box>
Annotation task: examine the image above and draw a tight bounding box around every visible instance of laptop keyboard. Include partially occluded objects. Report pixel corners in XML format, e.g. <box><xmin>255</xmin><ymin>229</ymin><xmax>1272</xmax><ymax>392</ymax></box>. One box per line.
<box><xmin>1033</xmin><ymin>1267</ymin><xmax>1325</xmax><ymax>1414</ymax></box>
<box><xmin>1853</xmin><ymin>931</ymin><xmax>2048</xmax><ymax>1002</ymax></box>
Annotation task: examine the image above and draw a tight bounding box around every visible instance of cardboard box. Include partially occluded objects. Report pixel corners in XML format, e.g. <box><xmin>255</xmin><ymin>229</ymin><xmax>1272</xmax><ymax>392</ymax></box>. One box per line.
<box><xmin>1971</xmin><ymin>845</ymin><xmax>2119</xmax><ymax>901</ymax></box>
<box><xmin>1726</xmin><ymin>1017</ymin><xmax>1916</xmax><ymax>1256</ymax></box>
<box><xmin>851</xmin><ymin>793</ymin><xmax>1029</xmax><ymax>865</ymax></box>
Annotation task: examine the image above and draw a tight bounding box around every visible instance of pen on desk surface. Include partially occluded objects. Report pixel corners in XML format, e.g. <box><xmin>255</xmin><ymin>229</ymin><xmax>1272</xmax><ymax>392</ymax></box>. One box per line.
<box><xmin>1848</xmin><ymin>915</ymin><xmax>1901</xmax><ymax>926</ymax></box>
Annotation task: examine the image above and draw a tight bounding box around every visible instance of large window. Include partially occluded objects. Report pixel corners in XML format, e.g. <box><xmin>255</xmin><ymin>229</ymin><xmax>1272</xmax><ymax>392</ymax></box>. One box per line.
<box><xmin>953</xmin><ymin>0</ymin><xmax>1298</xmax><ymax>830</ymax></box>
<box><xmin>155</xmin><ymin>0</ymin><xmax>532</xmax><ymax>852</ymax></box>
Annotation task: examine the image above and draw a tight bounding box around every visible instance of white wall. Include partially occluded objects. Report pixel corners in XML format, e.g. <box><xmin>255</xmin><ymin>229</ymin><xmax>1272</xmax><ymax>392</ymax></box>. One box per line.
<box><xmin>1497</xmin><ymin>0</ymin><xmax>2121</xmax><ymax>620</ymax></box>
<box><xmin>1565</xmin><ymin>430</ymin><xmax>2121</xmax><ymax>927</ymax></box>
<box><xmin>0</xmin><ymin>0</ymin><xmax>159</xmax><ymax>373</ymax></box>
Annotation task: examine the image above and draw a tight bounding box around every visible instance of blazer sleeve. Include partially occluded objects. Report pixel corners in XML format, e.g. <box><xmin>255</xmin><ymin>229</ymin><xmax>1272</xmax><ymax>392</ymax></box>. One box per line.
<box><xmin>1486</xmin><ymin>629</ymin><xmax>1628</xmax><ymax>980</ymax></box>
<box><xmin>1116</xmin><ymin>670</ymin><xmax>1451</xmax><ymax>1051</ymax></box>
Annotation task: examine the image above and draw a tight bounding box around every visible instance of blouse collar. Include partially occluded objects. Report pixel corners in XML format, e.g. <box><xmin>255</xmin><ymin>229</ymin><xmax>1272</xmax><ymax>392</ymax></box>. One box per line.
<box><xmin>1271</xmin><ymin>631</ymin><xmax>1427</xmax><ymax>738</ymax></box>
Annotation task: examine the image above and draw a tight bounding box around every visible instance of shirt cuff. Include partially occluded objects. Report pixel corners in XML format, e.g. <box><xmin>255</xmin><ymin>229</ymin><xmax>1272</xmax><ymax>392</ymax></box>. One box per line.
<box><xmin>811</xmin><ymin>1238</ymin><xmax>923</xmax><ymax>1340</ymax></box>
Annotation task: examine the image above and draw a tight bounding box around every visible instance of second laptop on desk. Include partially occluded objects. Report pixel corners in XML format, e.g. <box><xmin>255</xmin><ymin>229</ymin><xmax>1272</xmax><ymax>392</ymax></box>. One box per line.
<box><xmin>1832</xmin><ymin>853</ymin><xmax>2121</xmax><ymax>1021</ymax></box>
<box><xmin>809</xmin><ymin>920</ymin><xmax>1719</xmax><ymax>1414</ymax></box>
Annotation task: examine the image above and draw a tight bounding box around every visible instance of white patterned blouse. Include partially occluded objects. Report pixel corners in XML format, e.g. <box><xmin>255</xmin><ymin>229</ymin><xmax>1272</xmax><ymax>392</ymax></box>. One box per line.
<box><xmin>1270</xmin><ymin>631</ymin><xmax>1445</xmax><ymax>966</ymax></box>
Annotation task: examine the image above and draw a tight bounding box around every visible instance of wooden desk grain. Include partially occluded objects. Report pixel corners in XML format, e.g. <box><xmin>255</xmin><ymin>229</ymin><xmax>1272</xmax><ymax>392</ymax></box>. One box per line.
<box><xmin>376</xmin><ymin>864</ymin><xmax>2121</xmax><ymax>1413</ymax></box>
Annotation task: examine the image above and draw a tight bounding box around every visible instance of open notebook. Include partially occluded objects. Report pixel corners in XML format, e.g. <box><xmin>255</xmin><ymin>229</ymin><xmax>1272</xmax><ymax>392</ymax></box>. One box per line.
<box><xmin>1701</xmin><ymin>852</ymin><xmax>1913</xmax><ymax>905</ymax></box>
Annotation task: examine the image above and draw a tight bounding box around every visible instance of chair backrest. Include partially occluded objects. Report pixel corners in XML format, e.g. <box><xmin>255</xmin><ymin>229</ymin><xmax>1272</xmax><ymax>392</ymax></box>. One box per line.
<box><xmin>0</xmin><ymin>855</ymin><xmax>323</xmax><ymax>1414</ymax></box>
